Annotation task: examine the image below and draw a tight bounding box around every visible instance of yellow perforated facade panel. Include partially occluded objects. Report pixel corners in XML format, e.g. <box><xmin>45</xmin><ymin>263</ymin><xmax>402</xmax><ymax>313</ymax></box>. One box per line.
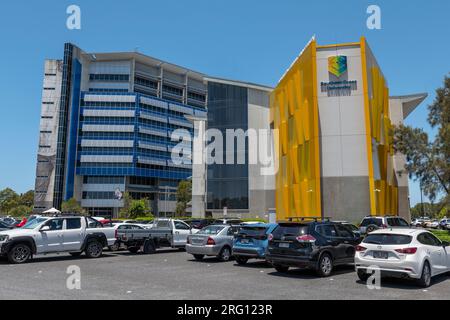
<box><xmin>270</xmin><ymin>40</ymin><xmax>321</xmax><ymax>220</ymax></box>
<box><xmin>360</xmin><ymin>37</ymin><xmax>398</xmax><ymax>216</ymax></box>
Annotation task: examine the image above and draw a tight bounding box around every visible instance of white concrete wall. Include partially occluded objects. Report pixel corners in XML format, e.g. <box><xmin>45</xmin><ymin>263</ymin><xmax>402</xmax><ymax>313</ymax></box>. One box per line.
<box><xmin>316</xmin><ymin>45</ymin><xmax>368</xmax><ymax>178</ymax></box>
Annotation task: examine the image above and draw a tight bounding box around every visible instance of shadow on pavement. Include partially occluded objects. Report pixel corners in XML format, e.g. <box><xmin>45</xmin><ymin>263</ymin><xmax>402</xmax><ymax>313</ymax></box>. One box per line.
<box><xmin>355</xmin><ymin>272</ymin><xmax>450</xmax><ymax>290</ymax></box>
<box><xmin>233</xmin><ymin>260</ymin><xmax>273</xmax><ymax>269</ymax></box>
<box><xmin>267</xmin><ymin>264</ymin><xmax>355</xmax><ymax>279</ymax></box>
<box><xmin>0</xmin><ymin>252</ymin><xmax>119</xmax><ymax>265</ymax></box>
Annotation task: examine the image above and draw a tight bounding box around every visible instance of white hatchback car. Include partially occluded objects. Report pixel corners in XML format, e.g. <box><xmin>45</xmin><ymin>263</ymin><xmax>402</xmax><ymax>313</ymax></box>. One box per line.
<box><xmin>355</xmin><ymin>229</ymin><xmax>450</xmax><ymax>287</ymax></box>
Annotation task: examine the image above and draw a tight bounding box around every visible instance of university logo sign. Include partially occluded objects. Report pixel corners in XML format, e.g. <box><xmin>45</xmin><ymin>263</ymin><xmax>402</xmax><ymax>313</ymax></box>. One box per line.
<box><xmin>328</xmin><ymin>56</ymin><xmax>347</xmax><ymax>77</ymax></box>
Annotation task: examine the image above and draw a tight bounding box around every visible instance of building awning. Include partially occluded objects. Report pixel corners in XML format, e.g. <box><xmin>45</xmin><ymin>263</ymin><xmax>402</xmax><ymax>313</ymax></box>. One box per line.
<box><xmin>389</xmin><ymin>93</ymin><xmax>428</xmax><ymax>119</ymax></box>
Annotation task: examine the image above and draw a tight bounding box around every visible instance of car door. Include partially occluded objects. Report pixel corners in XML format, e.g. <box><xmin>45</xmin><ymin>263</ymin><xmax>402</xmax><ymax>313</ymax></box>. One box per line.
<box><xmin>173</xmin><ymin>220</ymin><xmax>191</xmax><ymax>247</ymax></box>
<box><xmin>417</xmin><ymin>233</ymin><xmax>447</xmax><ymax>274</ymax></box>
<box><xmin>226</xmin><ymin>226</ymin><xmax>239</xmax><ymax>247</ymax></box>
<box><xmin>334</xmin><ymin>224</ymin><xmax>358</xmax><ymax>261</ymax></box>
<box><xmin>426</xmin><ymin>233</ymin><xmax>448</xmax><ymax>273</ymax></box>
<box><xmin>38</xmin><ymin>218</ymin><xmax>64</xmax><ymax>253</ymax></box>
<box><xmin>62</xmin><ymin>218</ymin><xmax>84</xmax><ymax>252</ymax></box>
<box><xmin>315</xmin><ymin>224</ymin><xmax>345</xmax><ymax>260</ymax></box>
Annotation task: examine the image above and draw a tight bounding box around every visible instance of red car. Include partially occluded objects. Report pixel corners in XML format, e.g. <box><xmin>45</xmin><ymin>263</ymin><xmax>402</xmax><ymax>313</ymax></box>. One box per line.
<box><xmin>16</xmin><ymin>217</ymin><xmax>28</xmax><ymax>228</ymax></box>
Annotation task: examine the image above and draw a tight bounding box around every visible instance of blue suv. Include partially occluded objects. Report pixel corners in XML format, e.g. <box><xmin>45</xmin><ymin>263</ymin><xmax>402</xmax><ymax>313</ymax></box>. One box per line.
<box><xmin>232</xmin><ymin>223</ymin><xmax>278</xmax><ymax>265</ymax></box>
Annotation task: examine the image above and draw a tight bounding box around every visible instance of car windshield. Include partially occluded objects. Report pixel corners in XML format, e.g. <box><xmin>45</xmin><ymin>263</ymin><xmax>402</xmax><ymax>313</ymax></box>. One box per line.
<box><xmin>363</xmin><ymin>234</ymin><xmax>412</xmax><ymax>245</ymax></box>
<box><xmin>344</xmin><ymin>224</ymin><xmax>358</xmax><ymax>231</ymax></box>
<box><xmin>387</xmin><ymin>218</ymin><xmax>410</xmax><ymax>227</ymax></box>
<box><xmin>0</xmin><ymin>221</ymin><xmax>9</xmax><ymax>228</ymax></box>
<box><xmin>22</xmin><ymin>217</ymin><xmax>48</xmax><ymax>229</ymax></box>
<box><xmin>272</xmin><ymin>224</ymin><xmax>309</xmax><ymax>238</ymax></box>
<box><xmin>360</xmin><ymin>218</ymin><xmax>383</xmax><ymax>227</ymax></box>
<box><xmin>238</xmin><ymin>226</ymin><xmax>267</xmax><ymax>238</ymax></box>
<box><xmin>198</xmin><ymin>225</ymin><xmax>225</xmax><ymax>235</ymax></box>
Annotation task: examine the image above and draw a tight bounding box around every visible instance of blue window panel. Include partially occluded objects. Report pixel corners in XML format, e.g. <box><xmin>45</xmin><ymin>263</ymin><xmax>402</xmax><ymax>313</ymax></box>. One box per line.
<box><xmin>64</xmin><ymin>59</ymin><xmax>82</xmax><ymax>201</ymax></box>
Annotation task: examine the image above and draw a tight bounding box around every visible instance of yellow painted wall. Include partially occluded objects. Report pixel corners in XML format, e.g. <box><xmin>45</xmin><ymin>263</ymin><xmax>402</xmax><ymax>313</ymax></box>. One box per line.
<box><xmin>360</xmin><ymin>37</ymin><xmax>398</xmax><ymax>216</ymax></box>
<box><xmin>270</xmin><ymin>40</ymin><xmax>321</xmax><ymax>220</ymax></box>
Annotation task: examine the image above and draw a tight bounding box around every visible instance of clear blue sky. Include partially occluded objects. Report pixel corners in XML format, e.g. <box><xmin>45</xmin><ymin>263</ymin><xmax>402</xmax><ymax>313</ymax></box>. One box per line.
<box><xmin>0</xmin><ymin>0</ymin><xmax>448</xmax><ymax>206</ymax></box>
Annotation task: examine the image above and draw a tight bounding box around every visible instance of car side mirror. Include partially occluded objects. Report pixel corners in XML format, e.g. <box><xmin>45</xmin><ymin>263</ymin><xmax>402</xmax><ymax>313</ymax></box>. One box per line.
<box><xmin>40</xmin><ymin>225</ymin><xmax>50</xmax><ymax>232</ymax></box>
<box><xmin>442</xmin><ymin>241</ymin><xmax>449</xmax><ymax>247</ymax></box>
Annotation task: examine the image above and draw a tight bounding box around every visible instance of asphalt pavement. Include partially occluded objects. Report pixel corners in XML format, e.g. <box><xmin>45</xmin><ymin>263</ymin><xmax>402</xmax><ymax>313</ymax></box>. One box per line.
<box><xmin>0</xmin><ymin>249</ymin><xmax>449</xmax><ymax>300</ymax></box>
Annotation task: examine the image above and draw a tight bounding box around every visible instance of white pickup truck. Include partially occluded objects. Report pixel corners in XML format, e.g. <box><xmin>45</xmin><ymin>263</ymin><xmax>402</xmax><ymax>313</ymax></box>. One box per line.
<box><xmin>0</xmin><ymin>215</ymin><xmax>116</xmax><ymax>264</ymax></box>
<box><xmin>116</xmin><ymin>218</ymin><xmax>198</xmax><ymax>254</ymax></box>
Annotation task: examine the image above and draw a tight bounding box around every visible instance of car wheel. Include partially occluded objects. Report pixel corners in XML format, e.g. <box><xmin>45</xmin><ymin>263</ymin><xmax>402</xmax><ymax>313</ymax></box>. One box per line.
<box><xmin>193</xmin><ymin>254</ymin><xmax>204</xmax><ymax>260</ymax></box>
<box><xmin>417</xmin><ymin>261</ymin><xmax>432</xmax><ymax>288</ymax></box>
<box><xmin>235</xmin><ymin>256</ymin><xmax>248</xmax><ymax>265</ymax></box>
<box><xmin>316</xmin><ymin>253</ymin><xmax>333</xmax><ymax>277</ymax></box>
<box><xmin>218</xmin><ymin>247</ymin><xmax>231</xmax><ymax>262</ymax></box>
<box><xmin>143</xmin><ymin>240</ymin><xmax>156</xmax><ymax>254</ymax></box>
<box><xmin>274</xmin><ymin>264</ymin><xmax>289</xmax><ymax>273</ymax></box>
<box><xmin>128</xmin><ymin>246</ymin><xmax>139</xmax><ymax>254</ymax></box>
<box><xmin>69</xmin><ymin>252</ymin><xmax>82</xmax><ymax>257</ymax></box>
<box><xmin>357</xmin><ymin>269</ymin><xmax>370</xmax><ymax>282</ymax></box>
<box><xmin>85</xmin><ymin>240</ymin><xmax>103</xmax><ymax>258</ymax></box>
<box><xmin>7</xmin><ymin>244</ymin><xmax>32</xmax><ymax>264</ymax></box>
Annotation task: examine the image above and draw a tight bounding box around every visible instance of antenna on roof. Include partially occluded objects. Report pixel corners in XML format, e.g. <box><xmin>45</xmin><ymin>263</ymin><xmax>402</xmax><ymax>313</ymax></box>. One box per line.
<box><xmin>134</xmin><ymin>47</ymin><xmax>140</xmax><ymax>53</ymax></box>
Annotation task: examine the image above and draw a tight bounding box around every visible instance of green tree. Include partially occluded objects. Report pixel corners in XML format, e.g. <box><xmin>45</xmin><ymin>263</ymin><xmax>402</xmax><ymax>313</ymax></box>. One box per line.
<box><xmin>128</xmin><ymin>199</ymin><xmax>152</xmax><ymax>219</ymax></box>
<box><xmin>8</xmin><ymin>205</ymin><xmax>32</xmax><ymax>217</ymax></box>
<box><xmin>175</xmin><ymin>180</ymin><xmax>191</xmax><ymax>217</ymax></box>
<box><xmin>393</xmin><ymin>74</ymin><xmax>450</xmax><ymax>203</ymax></box>
<box><xmin>18</xmin><ymin>190</ymin><xmax>34</xmax><ymax>207</ymax></box>
<box><xmin>119</xmin><ymin>192</ymin><xmax>132</xmax><ymax>218</ymax></box>
<box><xmin>0</xmin><ymin>188</ymin><xmax>19</xmax><ymax>214</ymax></box>
<box><xmin>61</xmin><ymin>198</ymin><xmax>85</xmax><ymax>214</ymax></box>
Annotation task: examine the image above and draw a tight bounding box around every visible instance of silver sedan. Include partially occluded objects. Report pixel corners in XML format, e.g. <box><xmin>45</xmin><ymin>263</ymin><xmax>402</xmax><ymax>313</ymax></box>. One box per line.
<box><xmin>186</xmin><ymin>224</ymin><xmax>240</xmax><ymax>261</ymax></box>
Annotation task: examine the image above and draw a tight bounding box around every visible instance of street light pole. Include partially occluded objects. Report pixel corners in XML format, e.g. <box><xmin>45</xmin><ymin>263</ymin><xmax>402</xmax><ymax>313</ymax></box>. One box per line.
<box><xmin>420</xmin><ymin>182</ymin><xmax>424</xmax><ymax>217</ymax></box>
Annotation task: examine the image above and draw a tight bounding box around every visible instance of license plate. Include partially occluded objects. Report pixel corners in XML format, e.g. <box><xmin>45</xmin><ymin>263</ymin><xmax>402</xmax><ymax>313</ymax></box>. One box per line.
<box><xmin>373</xmin><ymin>251</ymin><xmax>389</xmax><ymax>259</ymax></box>
<box><xmin>240</xmin><ymin>239</ymin><xmax>249</xmax><ymax>244</ymax></box>
<box><xmin>279</xmin><ymin>242</ymin><xmax>290</xmax><ymax>248</ymax></box>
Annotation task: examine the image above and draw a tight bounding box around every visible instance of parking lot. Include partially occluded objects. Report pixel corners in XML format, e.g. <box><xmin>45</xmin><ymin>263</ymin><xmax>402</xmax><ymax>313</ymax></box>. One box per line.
<box><xmin>0</xmin><ymin>249</ymin><xmax>449</xmax><ymax>300</ymax></box>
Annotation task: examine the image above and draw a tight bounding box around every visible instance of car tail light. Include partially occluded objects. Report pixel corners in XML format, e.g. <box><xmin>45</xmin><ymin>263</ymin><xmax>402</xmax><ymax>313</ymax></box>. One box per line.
<box><xmin>296</xmin><ymin>234</ymin><xmax>316</xmax><ymax>243</ymax></box>
<box><xmin>187</xmin><ymin>237</ymin><xmax>191</xmax><ymax>244</ymax></box>
<box><xmin>268</xmin><ymin>234</ymin><xmax>273</xmax><ymax>241</ymax></box>
<box><xmin>206</xmin><ymin>237</ymin><xmax>215</xmax><ymax>245</ymax></box>
<box><xmin>381</xmin><ymin>224</ymin><xmax>388</xmax><ymax>228</ymax></box>
<box><xmin>115</xmin><ymin>229</ymin><xmax>118</xmax><ymax>239</ymax></box>
<box><xmin>395</xmin><ymin>247</ymin><xmax>417</xmax><ymax>254</ymax></box>
<box><xmin>356</xmin><ymin>245</ymin><xmax>367</xmax><ymax>252</ymax></box>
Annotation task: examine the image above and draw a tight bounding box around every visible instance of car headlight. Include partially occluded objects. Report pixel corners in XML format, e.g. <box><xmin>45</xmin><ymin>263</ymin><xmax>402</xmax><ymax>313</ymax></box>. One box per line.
<box><xmin>0</xmin><ymin>235</ymin><xmax>9</xmax><ymax>242</ymax></box>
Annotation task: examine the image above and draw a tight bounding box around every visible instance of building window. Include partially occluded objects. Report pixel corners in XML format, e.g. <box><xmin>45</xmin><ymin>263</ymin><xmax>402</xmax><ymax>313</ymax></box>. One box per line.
<box><xmin>88</xmin><ymin>88</ymin><xmax>129</xmax><ymax>93</ymax></box>
<box><xmin>83</xmin><ymin>176</ymin><xmax>124</xmax><ymax>184</ymax></box>
<box><xmin>89</xmin><ymin>74</ymin><xmax>130</xmax><ymax>81</ymax></box>
<box><xmin>43</xmin><ymin>87</ymin><xmax>56</xmax><ymax>90</ymax></box>
<box><xmin>135</xmin><ymin>76</ymin><xmax>158</xmax><ymax>89</ymax></box>
<box><xmin>40</xmin><ymin>131</ymin><xmax>52</xmax><ymax>134</ymax></box>
<box><xmin>41</xmin><ymin>116</ymin><xmax>53</xmax><ymax>119</ymax></box>
<box><xmin>82</xmin><ymin>191</ymin><xmax>116</xmax><ymax>200</ymax></box>
<box><xmin>162</xmin><ymin>84</ymin><xmax>183</xmax><ymax>96</ymax></box>
<box><xmin>42</xmin><ymin>102</ymin><xmax>54</xmax><ymax>105</ymax></box>
<box><xmin>187</xmin><ymin>91</ymin><xmax>206</xmax><ymax>102</ymax></box>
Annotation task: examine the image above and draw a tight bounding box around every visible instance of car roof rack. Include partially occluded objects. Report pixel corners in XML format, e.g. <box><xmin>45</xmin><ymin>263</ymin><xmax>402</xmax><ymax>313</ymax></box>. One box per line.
<box><xmin>41</xmin><ymin>212</ymin><xmax>84</xmax><ymax>217</ymax></box>
<box><xmin>284</xmin><ymin>216</ymin><xmax>332</xmax><ymax>223</ymax></box>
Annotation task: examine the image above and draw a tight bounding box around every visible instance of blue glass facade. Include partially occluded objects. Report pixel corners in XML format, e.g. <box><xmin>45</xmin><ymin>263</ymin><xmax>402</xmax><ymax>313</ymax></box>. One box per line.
<box><xmin>207</xmin><ymin>82</ymin><xmax>249</xmax><ymax>210</ymax></box>
<box><xmin>76</xmin><ymin>92</ymin><xmax>198</xmax><ymax>180</ymax></box>
<box><xmin>64</xmin><ymin>59</ymin><xmax>82</xmax><ymax>201</ymax></box>
<box><xmin>38</xmin><ymin>43</ymin><xmax>207</xmax><ymax>215</ymax></box>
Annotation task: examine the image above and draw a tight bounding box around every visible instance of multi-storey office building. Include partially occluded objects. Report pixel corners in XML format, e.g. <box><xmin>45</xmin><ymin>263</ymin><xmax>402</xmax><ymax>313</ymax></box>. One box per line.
<box><xmin>270</xmin><ymin>37</ymin><xmax>426</xmax><ymax>222</ymax></box>
<box><xmin>203</xmin><ymin>77</ymin><xmax>275</xmax><ymax>219</ymax></box>
<box><xmin>34</xmin><ymin>43</ymin><xmax>207</xmax><ymax>217</ymax></box>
